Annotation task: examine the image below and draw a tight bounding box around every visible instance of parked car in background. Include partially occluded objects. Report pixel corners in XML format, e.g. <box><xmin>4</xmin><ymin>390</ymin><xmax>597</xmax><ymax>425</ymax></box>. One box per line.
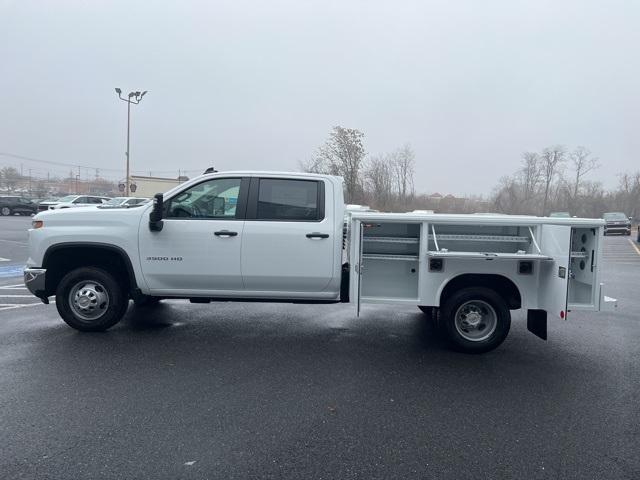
<box><xmin>0</xmin><ymin>196</ymin><xmax>38</xmax><ymax>216</ymax></box>
<box><xmin>603</xmin><ymin>212</ymin><xmax>631</xmax><ymax>235</ymax></box>
<box><xmin>38</xmin><ymin>195</ymin><xmax>110</xmax><ymax>211</ymax></box>
<box><xmin>102</xmin><ymin>197</ymin><xmax>150</xmax><ymax>207</ymax></box>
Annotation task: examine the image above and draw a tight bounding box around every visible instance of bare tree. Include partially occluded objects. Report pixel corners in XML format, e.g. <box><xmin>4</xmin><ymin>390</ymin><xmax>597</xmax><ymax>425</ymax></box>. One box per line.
<box><xmin>492</xmin><ymin>175</ymin><xmax>521</xmax><ymax>214</ymax></box>
<box><xmin>310</xmin><ymin>126</ymin><xmax>366</xmax><ymax>203</ymax></box>
<box><xmin>391</xmin><ymin>144</ymin><xmax>415</xmax><ymax>202</ymax></box>
<box><xmin>616</xmin><ymin>172</ymin><xmax>640</xmax><ymax>219</ymax></box>
<box><xmin>539</xmin><ymin>145</ymin><xmax>566</xmax><ymax>215</ymax></box>
<box><xmin>365</xmin><ymin>154</ymin><xmax>394</xmax><ymax>210</ymax></box>
<box><xmin>569</xmin><ymin>146</ymin><xmax>599</xmax><ymax>208</ymax></box>
<box><xmin>1</xmin><ymin>166</ymin><xmax>21</xmax><ymax>192</ymax></box>
<box><xmin>519</xmin><ymin>152</ymin><xmax>541</xmax><ymax>202</ymax></box>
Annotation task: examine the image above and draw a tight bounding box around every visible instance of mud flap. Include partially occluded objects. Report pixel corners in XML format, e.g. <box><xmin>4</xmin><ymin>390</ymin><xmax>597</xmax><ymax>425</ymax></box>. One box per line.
<box><xmin>527</xmin><ymin>309</ymin><xmax>547</xmax><ymax>340</ymax></box>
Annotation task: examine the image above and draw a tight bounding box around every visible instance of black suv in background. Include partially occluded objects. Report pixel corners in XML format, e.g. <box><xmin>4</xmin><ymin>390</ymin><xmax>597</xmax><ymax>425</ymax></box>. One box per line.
<box><xmin>603</xmin><ymin>212</ymin><xmax>631</xmax><ymax>236</ymax></box>
<box><xmin>0</xmin><ymin>196</ymin><xmax>37</xmax><ymax>216</ymax></box>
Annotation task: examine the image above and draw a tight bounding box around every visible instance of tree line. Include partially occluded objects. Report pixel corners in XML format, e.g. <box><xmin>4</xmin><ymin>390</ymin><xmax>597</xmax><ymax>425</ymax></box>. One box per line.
<box><xmin>491</xmin><ymin>146</ymin><xmax>640</xmax><ymax>218</ymax></box>
<box><xmin>303</xmin><ymin>126</ymin><xmax>639</xmax><ymax>219</ymax></box>
<box><xmin>301</xmin><ymin>126</ymin><xmax>418</xmax><ymax>211</ymax></box>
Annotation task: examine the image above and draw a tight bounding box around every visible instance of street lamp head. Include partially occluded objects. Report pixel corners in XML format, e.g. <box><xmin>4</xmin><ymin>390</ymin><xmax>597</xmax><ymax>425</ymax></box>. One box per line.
<box><xmin>128</xmin><ymin>91</ymin><xmax>135</xmax><ymax>98</ymax></box>
<box><xmin>115</xmin><ymin>88</ymin><xmax>122</xmax><ymax>94</ymax></box>
<box><xmin>135</xmin><ymin>91</ymin><xmax>141</xmax><ymax>97</ymax></box>
<box><xmin>140</xmin><ymin>91</ymin><xmax>148</xmax><ymax>98</ymax></box>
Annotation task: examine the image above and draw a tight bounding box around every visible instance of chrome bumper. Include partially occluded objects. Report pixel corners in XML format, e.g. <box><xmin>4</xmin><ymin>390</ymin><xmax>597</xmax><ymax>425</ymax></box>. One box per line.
<box><xmin>24</xmin><ymin>268</ymin><xmax>47</xmax><ymax>296</ymax></box>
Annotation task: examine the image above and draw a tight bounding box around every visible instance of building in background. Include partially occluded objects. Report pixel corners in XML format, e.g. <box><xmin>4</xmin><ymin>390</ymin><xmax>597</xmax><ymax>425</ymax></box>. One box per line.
<box><xmin>129</xmin><ymin>175</ymin><xmax>189</xmax><ymax>198</ymax></box>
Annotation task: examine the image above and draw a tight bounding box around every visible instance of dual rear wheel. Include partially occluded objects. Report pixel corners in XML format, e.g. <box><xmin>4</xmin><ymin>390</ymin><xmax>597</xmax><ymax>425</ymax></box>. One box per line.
<box><xmin>420</xmin><ymin>287</ymin><xmax>511</xmax><ymax>353</ymax></box>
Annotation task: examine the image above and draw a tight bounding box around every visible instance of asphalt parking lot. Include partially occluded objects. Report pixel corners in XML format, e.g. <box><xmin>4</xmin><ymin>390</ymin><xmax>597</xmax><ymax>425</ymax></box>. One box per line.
<box><xmin>1</xmin><ymin>216</ymin><xmax>639</xmax><ymax>479</ymax></box>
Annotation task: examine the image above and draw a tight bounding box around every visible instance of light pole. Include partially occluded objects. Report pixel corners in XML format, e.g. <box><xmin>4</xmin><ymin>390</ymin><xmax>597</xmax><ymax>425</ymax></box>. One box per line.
<box><xmin>115</xmin><ymin>88</ymin><xmax>148</xmax><ymax>196</ymax></box>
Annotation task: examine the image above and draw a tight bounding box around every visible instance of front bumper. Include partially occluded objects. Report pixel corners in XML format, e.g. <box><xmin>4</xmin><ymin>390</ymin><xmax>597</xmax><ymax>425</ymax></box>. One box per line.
<box><xmin>604</xmin><ymin>225</ymin><xmax>630</xmax><ymax>234</ymax></box>
<box><xmin>24</xmin><ymin>268</ymin><xmax>47</xmax><ymax>298</ymax></box>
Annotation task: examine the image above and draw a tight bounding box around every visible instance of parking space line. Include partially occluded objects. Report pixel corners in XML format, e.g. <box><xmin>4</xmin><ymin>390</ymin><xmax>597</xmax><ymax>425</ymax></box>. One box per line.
<box><xmin>0</xmin><ymin>239</ymin><xmax>28</xmax><ymax>246</ymax></box>
<box><xmin>0</xmin><ymin>301</ymin><xmax>53</xmax><ymax>312</ymax></box>
<box><xmin>627</xmin><ymin>238</ymin><xmax>640</xmax><ymax>256</ymax></box>
<box><xmin>0</xmin><ymin>257</ymin><xmax>10</xmax><ymax>262</ymax></box>
<box><xmin>0</xmin><ymin>294</ymin><xmax>34</xmax><ymax>298</ymax></box>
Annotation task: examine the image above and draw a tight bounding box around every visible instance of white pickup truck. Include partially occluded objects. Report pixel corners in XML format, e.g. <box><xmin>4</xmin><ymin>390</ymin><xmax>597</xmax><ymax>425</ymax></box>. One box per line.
<box><xmin>24</xmin><ymin>171</ymin><xmax>617</xmax><ymax>353</ymax></box>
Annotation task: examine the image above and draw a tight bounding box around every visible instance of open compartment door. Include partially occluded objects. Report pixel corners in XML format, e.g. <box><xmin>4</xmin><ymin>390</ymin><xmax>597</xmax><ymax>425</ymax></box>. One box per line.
<box><xmin>538</xmin><ymin>225</ymin><xmax>571</xmax><ymax>320</ymax></box>
<box><xmin>568</xmin><ymin>227</ymin><xmax>602</xmax><ymax>310</ymax></box>
<box><xmin>348</xmin><ymin>220</ymin><xmax>364</xmax><ymax>316</ymax></box>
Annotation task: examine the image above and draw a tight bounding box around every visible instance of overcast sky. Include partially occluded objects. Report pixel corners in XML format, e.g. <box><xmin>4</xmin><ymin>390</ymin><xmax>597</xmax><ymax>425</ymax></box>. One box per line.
<box><xmin>1</xmin><ymin>0</ymin><xmax>638</xmax><ymax>195</ymax></box>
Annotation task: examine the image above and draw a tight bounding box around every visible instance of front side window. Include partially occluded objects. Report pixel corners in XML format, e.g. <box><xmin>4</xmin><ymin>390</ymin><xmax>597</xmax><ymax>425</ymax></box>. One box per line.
<box><xmin>74</xmin><ymin>197</ymin><xmax>87</xmax><ymax>204</ymax></box>
<box><xmin>257</xmin><ymin>179</ymin><xmax>319</xmax><ymax>221</ymax></box>
<box><xmin>166</xmin><ymin>178</ymin><xmax>241</xmax><ymax>219</ymax></box>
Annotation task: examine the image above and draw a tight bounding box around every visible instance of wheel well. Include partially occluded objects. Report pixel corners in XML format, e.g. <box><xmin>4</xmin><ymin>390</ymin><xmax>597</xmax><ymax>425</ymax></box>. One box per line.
<box><xmin>439</xmin><ymin>274</ymin><xmax>522</xmax><ymax>310</ymax></box>
<box><xmin>43</xmin><ymin>244</ymin><xmax>137</xmax><ymax>297</ymax></box>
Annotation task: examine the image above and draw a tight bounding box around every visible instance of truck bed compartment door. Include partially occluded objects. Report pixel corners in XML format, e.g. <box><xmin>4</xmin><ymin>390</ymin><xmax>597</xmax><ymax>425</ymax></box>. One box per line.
<box><xmin>538</xmin><ymin>225</ymin><xmax>571</xmax><ymax>320</ymax></box>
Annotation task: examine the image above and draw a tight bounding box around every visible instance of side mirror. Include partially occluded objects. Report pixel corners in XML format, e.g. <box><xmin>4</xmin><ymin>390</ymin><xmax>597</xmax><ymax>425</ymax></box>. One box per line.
<box><xmin>149</xmin><ymin>193</ymin><xmax>164</xmax><ymax>231</ymax></box>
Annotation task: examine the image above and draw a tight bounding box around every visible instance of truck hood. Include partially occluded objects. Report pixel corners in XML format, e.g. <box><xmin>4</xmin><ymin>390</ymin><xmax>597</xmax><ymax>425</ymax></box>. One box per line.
<box><xmin>34</xmin><ymin>204</ymin><xmax>150</xmax><ymax>223</ymax></box>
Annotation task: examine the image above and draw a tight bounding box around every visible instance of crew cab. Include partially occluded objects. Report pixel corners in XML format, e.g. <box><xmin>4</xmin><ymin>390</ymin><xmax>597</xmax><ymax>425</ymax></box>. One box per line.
<box><xmin>24</xmin><ymin>171</ymin><xmax>617</xmax><ymax>353</ymax></box>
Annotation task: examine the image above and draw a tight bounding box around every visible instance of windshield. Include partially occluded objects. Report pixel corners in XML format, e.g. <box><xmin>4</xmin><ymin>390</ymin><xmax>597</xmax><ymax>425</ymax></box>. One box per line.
<box><xmin>603</xmin><ymin>212</ymin><xmax>627</xmax><ymax>220</ymax></box>
<box><xmin>57</xmin><ymin>195</ymin><xmax>77</xmax><ymax>203</ymax></box>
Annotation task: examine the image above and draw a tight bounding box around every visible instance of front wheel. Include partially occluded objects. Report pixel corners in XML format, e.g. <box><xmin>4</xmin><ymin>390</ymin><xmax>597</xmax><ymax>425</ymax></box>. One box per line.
<box><xmin>440</xmin><ymin>287</ymin><xmax>511</xmax><ymax>354</ymax></box>
<box><xmin>55</xmin><ymin>267</ymin><xmax>129</xmax><ymax>331</ymax></box>
<box><xmin>0</xmin><ymin>207</ymin><xmax>11</xmax><ymax>216</ymax></box>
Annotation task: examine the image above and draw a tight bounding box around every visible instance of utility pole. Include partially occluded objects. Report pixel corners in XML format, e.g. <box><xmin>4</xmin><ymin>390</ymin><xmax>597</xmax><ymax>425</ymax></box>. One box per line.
<box><xmin>28</xmin><ymin>169</ymin><xmax>32</xmax><ymax>196</ymax></box>
<box><xmin>114</xmin><ymin>88</ymin><xmax>148</xmax><ymax>196</ymax></box>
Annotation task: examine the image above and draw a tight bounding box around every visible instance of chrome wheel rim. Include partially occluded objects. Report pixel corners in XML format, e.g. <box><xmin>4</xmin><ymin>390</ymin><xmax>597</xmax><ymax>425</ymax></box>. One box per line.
<box><xmin>454</xmin><ymin>300</ymin><xmax>497</xmax><ymax>342</ymax></box>
<box><xmin>1</xmin><ymin>207</ymin><xmax>10</xmax><ymax>215</ymax></box>
<box><xmin>68</xmin><ymin>281</ymin><xmax>110</xmax><ymax>321</ymax></box>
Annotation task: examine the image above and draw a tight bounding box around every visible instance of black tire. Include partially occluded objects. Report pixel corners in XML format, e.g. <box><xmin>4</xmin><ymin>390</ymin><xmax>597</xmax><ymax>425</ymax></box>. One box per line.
<box><xmin>440</xmin><ymin>287</ymin><xmax>511</xmax><ymax>354</ymax></box>
<box><xmin>0</xmin><ymin>206</ymin><xmax>11</xmax><ymax>216</ymax></box>
<box><xmin>55</xmin><ymin>267</ymin><xmax>129</xmax><ymax>331</ymax></box>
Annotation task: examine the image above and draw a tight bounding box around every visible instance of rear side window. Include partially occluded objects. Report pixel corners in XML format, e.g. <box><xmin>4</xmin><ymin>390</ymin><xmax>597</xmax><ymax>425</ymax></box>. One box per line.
<box><xmin>257</xmin><ymin>179</ymin><xmax>321</xmax><ymax>221</ymax></box>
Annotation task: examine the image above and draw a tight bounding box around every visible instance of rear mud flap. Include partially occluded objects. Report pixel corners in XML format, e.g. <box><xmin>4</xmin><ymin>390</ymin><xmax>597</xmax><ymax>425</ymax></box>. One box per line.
<box><xmin>527</xmin><ymin>309</ymin><xmax>547</xmax><ymax>340</ymax></box>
